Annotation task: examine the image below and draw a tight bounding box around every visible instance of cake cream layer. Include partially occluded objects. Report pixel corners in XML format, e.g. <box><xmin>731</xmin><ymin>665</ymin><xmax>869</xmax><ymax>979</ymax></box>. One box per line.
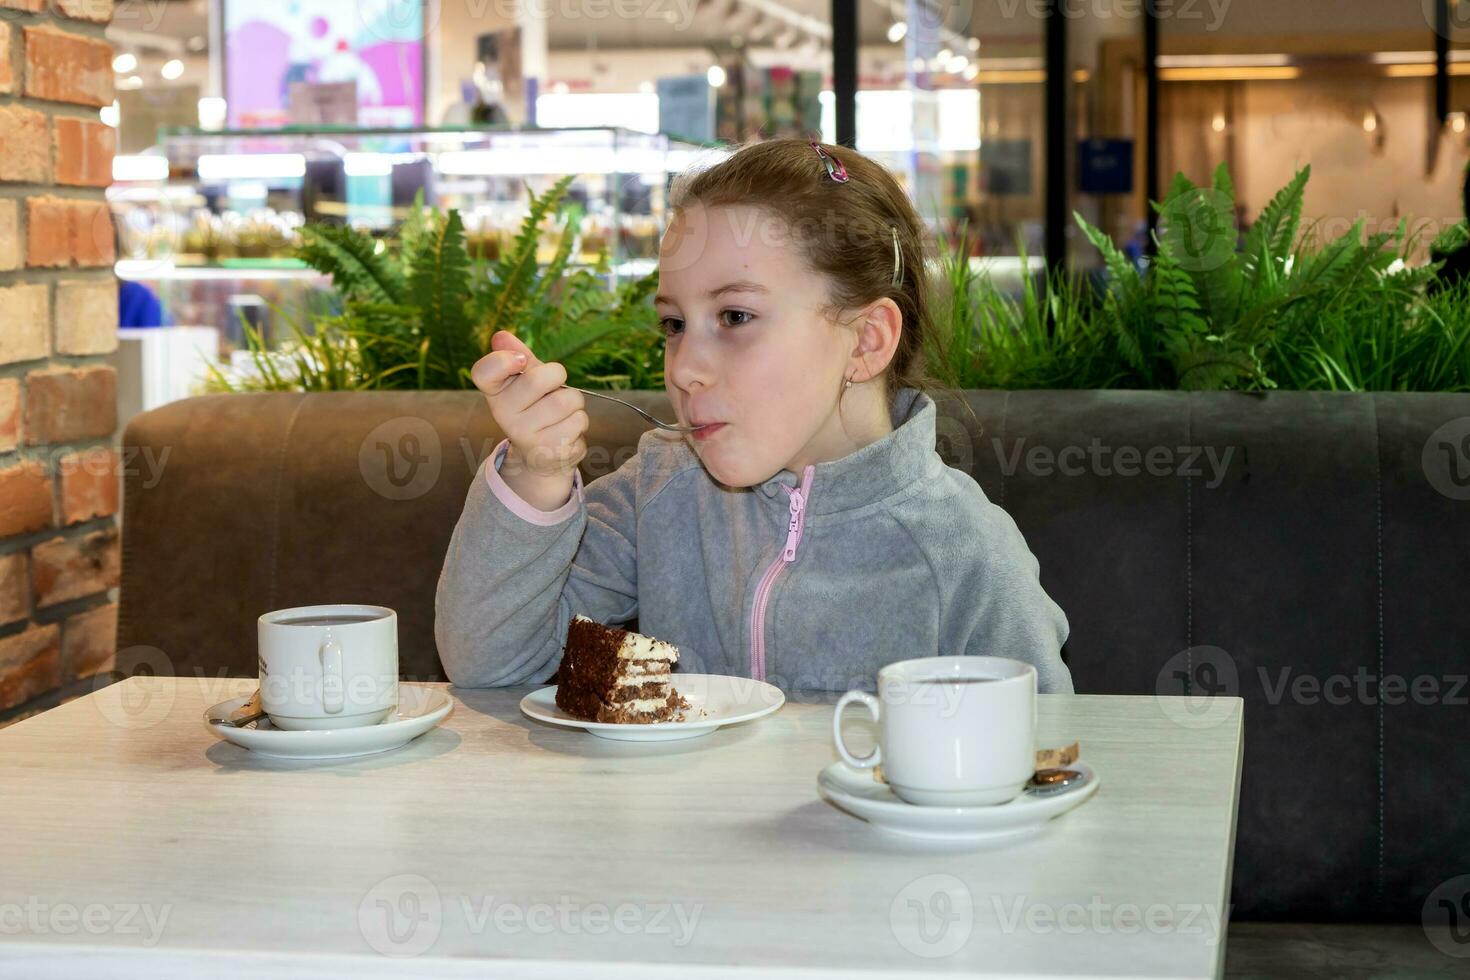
<box><xmin>618</xmin><ymin>696</ymin><xmax>676</xmax><ymax>712</ymax></box>
<box><xmin>615</xmin><ymin>633</ymin><xmax>677</xmax><ymax>662</ymax></box>
<box><xmin>571</xmin><ymin>614</ymin><xmax>677</xmax><ymax>663</ymax></box>
<box><xmin>616</xmin><ymin>671</ymin><xmax>669</xmax><ymax>686</ymax></box>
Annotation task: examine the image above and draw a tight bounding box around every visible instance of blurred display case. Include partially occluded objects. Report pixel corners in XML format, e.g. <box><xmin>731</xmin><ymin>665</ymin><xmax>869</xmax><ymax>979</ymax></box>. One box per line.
<box><xmin>108</xmin><ymin>125</ymin><xmax>727</xmax><ymax>354</ymax></box>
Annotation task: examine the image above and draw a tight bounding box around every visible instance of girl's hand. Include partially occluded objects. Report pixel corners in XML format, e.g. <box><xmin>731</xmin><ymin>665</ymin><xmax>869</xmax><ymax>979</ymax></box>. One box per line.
<box><xmin>471</xmin><ymin>330</ymin><xmax>589</xmax><ymax>481</ymax></box>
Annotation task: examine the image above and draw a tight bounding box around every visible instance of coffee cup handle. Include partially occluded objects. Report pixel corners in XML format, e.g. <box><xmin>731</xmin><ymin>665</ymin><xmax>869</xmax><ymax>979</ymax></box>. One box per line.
<box><xmin>832</xmin><ymin>691</ymin><xmax>881</xmax><ymax>769</ymax></box>
<box><xmin>320</xmin><ymin>639</ymin><xmax>344</xmax><ymax>714</ymax></box>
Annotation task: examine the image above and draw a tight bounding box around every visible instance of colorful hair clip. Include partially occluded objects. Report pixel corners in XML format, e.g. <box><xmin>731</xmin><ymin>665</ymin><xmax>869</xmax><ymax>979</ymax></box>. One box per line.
<box><xmin>810</xmin><ymin>140</ymin><xmax>849</xmax><ymax>182</ymax></box>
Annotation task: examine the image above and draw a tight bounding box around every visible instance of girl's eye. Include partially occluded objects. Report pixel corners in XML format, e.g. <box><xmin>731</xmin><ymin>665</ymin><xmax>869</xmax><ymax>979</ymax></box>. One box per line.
<box><xmin>659</xmin><ymin>310</ymin><xmax>753</xmax><ymax>336</ymax></box>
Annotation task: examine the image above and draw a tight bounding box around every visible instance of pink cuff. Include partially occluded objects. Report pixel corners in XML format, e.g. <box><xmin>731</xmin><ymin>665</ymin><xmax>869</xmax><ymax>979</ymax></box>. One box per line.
<box><xmin>484</xmin><ymin>438</ymin><xmax>584</xmax><ymax>525</ymax></box>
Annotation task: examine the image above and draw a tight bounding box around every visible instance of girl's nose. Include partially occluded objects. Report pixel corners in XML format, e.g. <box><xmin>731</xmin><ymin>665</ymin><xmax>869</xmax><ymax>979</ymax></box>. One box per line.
<box><xmin>666</xmin><ymin>336</ymin><xmax>716</xmax><ymax>393</ymax></box>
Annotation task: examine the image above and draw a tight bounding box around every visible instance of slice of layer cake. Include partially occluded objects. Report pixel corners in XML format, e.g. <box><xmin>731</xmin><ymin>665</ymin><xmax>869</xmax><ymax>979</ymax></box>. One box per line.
<box><xmin>555</xmin><ymin>614</ymin><xmax>690</xmax><ymax>723</ymax></box>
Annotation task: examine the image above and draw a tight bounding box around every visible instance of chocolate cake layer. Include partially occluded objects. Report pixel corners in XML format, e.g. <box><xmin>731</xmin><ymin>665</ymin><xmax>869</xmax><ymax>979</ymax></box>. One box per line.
<box><xmin>556</xmin><ymin>615</ymin><xmax>686</xmax><ymax>724</ymax></box>
<box><xmin>608</xmin><ymin>679</ymin><xmax>672</xmax><ymax>703</ymax></box>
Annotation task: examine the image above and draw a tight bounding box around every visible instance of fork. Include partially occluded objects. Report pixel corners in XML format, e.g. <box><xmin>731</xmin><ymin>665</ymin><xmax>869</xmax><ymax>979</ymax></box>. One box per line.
<box><xmin>504</xmin><ymin>372</ymin><xmax>701</xmax><ymax>433</ymax></box>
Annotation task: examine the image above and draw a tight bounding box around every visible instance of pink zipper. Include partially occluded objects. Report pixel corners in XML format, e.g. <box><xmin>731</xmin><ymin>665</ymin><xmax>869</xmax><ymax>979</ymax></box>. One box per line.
<box><xmin>750</xmin><ymin>465</ymin><xmax>814</xmax><ymax>681</ymax></box>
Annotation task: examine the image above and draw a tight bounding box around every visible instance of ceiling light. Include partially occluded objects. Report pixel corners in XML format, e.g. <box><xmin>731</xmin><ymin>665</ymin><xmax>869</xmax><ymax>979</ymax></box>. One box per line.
<box><xmin>708</xmin><ymin>65</ymin><xmax>727</xmax><ymax>87</ymax></box>
<box><xmin>161</xmin><ymin>59</ymin><xmax>184</xmax><ymax>80</ymax></box>
<box><xmin>198</xmin><ymin>97</ymin><xmax>227</xmax><ymax>129</ymax></box>
<box><xmin>112</xmin><ymin>52</ymin><xmax>137</xmax><ymax>74</ymax></box>
<box><xmin>887</xmin><ymin>21</ymin><xmax>906</xmax><ymax>43</ymax></box>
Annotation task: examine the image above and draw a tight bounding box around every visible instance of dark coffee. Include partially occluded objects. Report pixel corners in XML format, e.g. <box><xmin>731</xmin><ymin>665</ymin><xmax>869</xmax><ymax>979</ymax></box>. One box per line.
<box><xmin>274</xmin><ymin>614</ymin><xmax>382</xmax><ymax>627</ymax></box>
<box><xmin>915</xmin><ymin>677</ymin><xmax>998</xmax><ymax>685</ymax></box>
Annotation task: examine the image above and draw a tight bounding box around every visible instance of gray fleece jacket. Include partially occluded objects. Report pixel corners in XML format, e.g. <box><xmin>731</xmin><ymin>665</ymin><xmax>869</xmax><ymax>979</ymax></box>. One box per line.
<box><xmin>435</xmin><ymin>387</ymin><xmax>1074</xmax><ymax>694</ymax></box>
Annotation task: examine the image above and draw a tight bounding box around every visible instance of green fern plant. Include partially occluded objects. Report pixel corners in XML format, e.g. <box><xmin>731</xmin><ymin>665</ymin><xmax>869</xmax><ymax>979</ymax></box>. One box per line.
<box><xmin>207</xmin><ymin>162</ymin><xmax>1470</xmax><ymax>396</ymax></box>
<box><xmin>206</xmin><ymin>177</ymin><xmax>662</xmax><ymax>393</ymax></box>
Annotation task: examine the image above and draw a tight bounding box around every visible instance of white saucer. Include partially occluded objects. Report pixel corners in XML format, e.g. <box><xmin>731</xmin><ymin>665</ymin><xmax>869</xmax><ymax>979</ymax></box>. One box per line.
<box><xmin>204</xmin><ymin>684</ymin><xmax>452</xmax><ymax>760</ymax></box>
<box><xmin>818</xmin><ymin>761</ymin><xmax>1099</xmax><ymax>845</ymax></box>
<box><xmin>519</xmin><ymin>673</ymin><xmax>784</xmax><ymax>742</ymax></box>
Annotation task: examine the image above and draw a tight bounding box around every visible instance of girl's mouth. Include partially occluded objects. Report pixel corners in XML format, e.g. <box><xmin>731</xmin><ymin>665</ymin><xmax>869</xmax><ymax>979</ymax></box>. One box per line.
<box><xmin>692</xmin><ymin>423</ymin><xmax>726</xmax><ymax>441</ymax></box>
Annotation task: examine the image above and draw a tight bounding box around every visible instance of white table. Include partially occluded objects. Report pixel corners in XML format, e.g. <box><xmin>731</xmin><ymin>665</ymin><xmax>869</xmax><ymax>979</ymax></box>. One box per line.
<box><xmin>0</xmin><ymin>677</ymin><xmax>1242</xmax><ymax>979</ymax></box>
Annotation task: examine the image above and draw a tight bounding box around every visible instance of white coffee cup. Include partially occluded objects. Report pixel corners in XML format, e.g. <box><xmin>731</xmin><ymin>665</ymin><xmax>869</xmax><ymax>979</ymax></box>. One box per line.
<box><xmin>832</xmin><ymin>656</ymin><xmax>1036</xmax><ymax>806</ymax></box>
<box><xmin>257</xmin><ymin>604</ymin><xmax>398</xmax><ymax>730</ymax></box>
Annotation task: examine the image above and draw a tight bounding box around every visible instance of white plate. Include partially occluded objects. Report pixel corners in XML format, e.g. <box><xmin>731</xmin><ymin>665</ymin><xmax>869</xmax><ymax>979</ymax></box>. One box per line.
<box><xmin>818</xmin><ymin>760</ymin><xmax>1099</xmax><ymax>845</ymax></box>
<box><xmin>519</xmin><ymin>673</ymin><xmax>785</xmax><ymax>742</ymax></box>
<box><xmin>203</xmin><ymin>684</ymin><xmax>452</xmax><ymax>760</ymax></box>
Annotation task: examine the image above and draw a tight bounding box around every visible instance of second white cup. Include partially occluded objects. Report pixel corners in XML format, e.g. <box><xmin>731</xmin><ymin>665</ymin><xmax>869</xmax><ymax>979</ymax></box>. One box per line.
<box><xmin>257</xmin><ymin>604</ymin><xmax>399</xmax><ymax>730</ymax></box>
<box><xmin>833</xmin><ymin>655</ymin><xmax>1037</xmax><ymax>806</ymax></box>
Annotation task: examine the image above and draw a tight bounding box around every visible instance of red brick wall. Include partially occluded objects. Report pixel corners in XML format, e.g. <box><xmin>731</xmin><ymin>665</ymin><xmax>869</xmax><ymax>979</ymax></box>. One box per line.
<box><xmin>0</xmin><ymin>0</ymin><xmax>117</xmax><ymax>724</ymax></box>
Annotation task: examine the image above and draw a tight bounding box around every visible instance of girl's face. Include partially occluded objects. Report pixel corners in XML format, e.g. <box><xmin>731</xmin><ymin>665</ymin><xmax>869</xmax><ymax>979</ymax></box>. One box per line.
<box><xmin>655</xmin><ymin>203</ymin><xmax>855</xmax><ymax>489</ymax></box>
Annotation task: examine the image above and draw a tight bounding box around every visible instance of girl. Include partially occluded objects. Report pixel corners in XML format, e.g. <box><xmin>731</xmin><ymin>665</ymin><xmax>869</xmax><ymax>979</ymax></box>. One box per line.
<box><xmin>436</xmin><ymin>138</ymin><xmax>1073</xmax><ymax>695</ymax></box>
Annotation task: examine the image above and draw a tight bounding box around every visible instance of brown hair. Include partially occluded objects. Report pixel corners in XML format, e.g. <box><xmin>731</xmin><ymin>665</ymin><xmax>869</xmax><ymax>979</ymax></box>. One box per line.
<box><xmin>668</xmin><ymin>137</ymin><xmax>972</xmax><ymax>426</ymax></box>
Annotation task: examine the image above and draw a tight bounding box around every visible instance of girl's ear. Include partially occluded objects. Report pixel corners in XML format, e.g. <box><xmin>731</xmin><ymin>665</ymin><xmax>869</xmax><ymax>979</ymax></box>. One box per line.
<box><xmin>848</xmin><ymin>298</ymin><xmax>903</xmax><ymax>383</ymax></box>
